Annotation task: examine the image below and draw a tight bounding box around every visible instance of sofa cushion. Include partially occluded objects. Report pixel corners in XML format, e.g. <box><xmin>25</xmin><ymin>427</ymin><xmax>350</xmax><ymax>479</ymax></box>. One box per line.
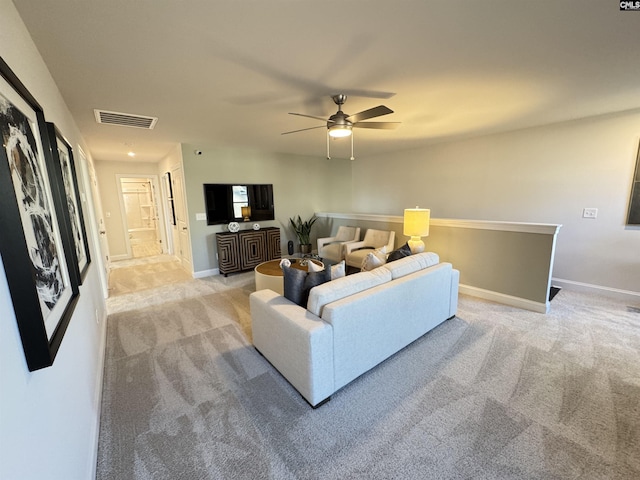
<box><xmin>283</xmin><ymin>265</ymin><xmax>331</xmax><ymax>308</ymax></box>
<box><xmin>307</xmin><ymin>266</ymin><xmax>392</xmax><ymax>316</ymax></box>
<box><xmin>387</xmin><ymin>242</ymin><xmax>412</xmax><ymax>262</ymax></box>
<box><xmin>383</xmin><ymin>252</ymin><xmax>440</xmax><ymax>279</ymax></box>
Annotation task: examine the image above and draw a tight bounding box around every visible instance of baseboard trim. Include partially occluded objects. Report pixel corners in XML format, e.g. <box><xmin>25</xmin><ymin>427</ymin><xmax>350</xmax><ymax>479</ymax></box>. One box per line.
<box><xmin>551</xmin><ymin>278</ymin><xmax>640</xmax><ymax>302</ymax></box>
<box><xmin>459</xmin><ymin>284</ymin><xmax>549</xmax><ymax>313</ymax></box>
<box><xmin>110</xmin><ymin>254</ymin><xmax>129</xmax><ymax>261</ymax></box>
<box><xmin>193</xmin><ymin>268</ymin><xmax>219</xmax><ymax>279</ymax></box>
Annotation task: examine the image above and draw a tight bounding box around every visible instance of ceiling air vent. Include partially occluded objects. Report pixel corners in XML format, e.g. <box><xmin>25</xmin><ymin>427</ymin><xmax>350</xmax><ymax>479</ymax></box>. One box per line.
<box><xmin>94</xmin><ymin>109</ymin><xmax>158</xmax><ymax>129</ymax></box>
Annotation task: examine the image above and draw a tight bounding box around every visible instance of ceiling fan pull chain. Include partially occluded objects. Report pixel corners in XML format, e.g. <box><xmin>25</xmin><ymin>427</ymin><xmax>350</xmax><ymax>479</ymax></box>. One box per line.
<box><xmin>326</xmin><ymin>131</ymin><xmax>331</xmax><ymax>160</ymax></box>
<box><xmin>350</xmin><ymin>133</ymin><xmax>355</xmax><ymax>161</ymax></box>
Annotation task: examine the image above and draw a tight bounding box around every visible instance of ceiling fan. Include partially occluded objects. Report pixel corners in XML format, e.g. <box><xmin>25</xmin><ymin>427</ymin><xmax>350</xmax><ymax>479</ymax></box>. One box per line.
<box><xmin>282</xmin><ymin>94</ymin><xmax>400</xmax><ymax>160</ymax></box>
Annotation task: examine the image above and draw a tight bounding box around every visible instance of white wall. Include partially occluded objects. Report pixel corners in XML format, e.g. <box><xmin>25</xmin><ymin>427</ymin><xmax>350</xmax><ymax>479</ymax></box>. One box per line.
<box><xmin>352</xmin><ymin>111</ymin><xmax>640</xmax><ymax>295</ymax></box>
<box><xmin>0</xmin><ymin>1</ymin><xmax>106</xmax><ymax>478</ymax></box>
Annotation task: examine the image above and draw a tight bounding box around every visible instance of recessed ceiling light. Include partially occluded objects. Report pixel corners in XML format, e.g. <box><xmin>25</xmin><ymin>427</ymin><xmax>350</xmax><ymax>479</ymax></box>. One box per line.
<box><xmin>127</xmin><ymin>151</ymin><xmax>136</xmax><ymax>157</ymax></box>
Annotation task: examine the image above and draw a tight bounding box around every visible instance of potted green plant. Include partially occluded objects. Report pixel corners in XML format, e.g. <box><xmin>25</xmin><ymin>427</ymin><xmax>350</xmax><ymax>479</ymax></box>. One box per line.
<box><xmin>289</xmin><ymin>215</ymin><xmax>318</xmax><ymax>254</ymax></box>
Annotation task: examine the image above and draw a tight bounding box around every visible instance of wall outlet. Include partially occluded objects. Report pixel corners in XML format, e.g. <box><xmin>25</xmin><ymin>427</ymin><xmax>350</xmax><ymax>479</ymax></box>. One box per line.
<box><xmin>195</xmin><ymin>213</ymin><xmax>206</xmax><ymax>221</ymax></box>
<box><xmin>583</xmin><ymin>208</ymin><xmax>598</xmax><ymax>219</ymax></box>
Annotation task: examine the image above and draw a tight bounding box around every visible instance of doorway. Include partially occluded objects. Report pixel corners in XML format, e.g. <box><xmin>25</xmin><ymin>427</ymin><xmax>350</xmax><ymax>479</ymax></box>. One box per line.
<box><xmin>118</xmin><ymin>176</ymin><xmax>163</xmax><ymax>258</ymax></box>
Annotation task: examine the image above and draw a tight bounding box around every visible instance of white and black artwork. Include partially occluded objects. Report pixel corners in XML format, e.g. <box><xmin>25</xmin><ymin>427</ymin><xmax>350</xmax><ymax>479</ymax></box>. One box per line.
<box><xmin>49</xmin><ymin>124</ymin><xmax>91</xmax><ymax>281</ymax></box>
<box><xmin>1</xmin><ymin>96</ymin><xmax>70</xmax><ymax>321</ymax></box>
<box><xmin>0</xmin><ymin>56</ymin><xmax>78</xmax><ymax>371</ymax></box>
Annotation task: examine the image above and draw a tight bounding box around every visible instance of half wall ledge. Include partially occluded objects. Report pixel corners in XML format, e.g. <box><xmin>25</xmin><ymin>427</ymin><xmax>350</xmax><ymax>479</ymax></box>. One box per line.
<box><xmin>315</xmin><ymin>212</ymin><xmax>562</xmax><ymax>313</ymax></box>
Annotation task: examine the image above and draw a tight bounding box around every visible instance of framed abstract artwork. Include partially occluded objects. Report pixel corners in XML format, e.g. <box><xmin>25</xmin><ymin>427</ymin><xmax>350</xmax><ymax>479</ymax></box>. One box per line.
<box><xmin>46</xmin><ymin>122</ymin><xmax>91</xmax><ymax>281</ymax></box>
<box><xmin>0</xmin><ymin>56</ymin><xmax>79</xmax><ymax>371</ymax></box>
<box><xmin>627</xmin><ymin>141</ymin><xmax>640</xmax><ymax>225</ymax></box>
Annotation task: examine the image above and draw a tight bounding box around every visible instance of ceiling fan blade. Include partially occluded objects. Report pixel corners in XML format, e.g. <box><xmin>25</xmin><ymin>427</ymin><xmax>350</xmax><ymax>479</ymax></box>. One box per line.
<box><xmin>289</xmin><ymin>112</ymin><xmax>330</xmax><ymax>123</ymax></box>
<box><xmin>353</xmin><ymin>122</ymin><xmax>401</xmax><ymax>130</ymax></box>
<box><xmin>347</xmin><ymin>105</ymin><xmax>393</xmax><ymax>123</ymax></box>
<box><xmin>281</xmin><ymin>125</ymin><xmax>326</xmax><ymax>135</ymax></box>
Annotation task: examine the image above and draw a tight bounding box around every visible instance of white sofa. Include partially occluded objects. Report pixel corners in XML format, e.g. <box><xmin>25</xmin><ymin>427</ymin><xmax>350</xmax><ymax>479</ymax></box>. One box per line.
<box><xmin>250</xmin><ymin>252</ymin><xmax>460</xmax><ymax>407</ymax></box>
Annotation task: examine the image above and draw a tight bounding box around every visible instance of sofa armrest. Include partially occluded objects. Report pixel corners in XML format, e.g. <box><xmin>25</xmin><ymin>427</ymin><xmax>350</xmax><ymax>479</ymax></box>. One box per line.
<box><xmin>250</xmin><ymin>290</ymin><xmax>334</xmax><ymax>407</ymax></box>
<box><xmin>449</xmin><ymin>268</ymin><xmax>460</xmax><ymax>317</ymax></box>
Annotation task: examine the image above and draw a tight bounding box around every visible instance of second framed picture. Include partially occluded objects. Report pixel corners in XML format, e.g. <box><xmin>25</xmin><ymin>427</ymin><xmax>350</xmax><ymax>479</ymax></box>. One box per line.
<box><xmin>46</xmin><ymin>122</ymin><xmax>91</xmax><ymax>282</ymax></box>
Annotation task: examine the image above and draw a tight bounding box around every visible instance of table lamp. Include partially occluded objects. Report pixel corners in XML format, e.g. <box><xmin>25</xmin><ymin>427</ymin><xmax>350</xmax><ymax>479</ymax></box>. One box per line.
<box><xmin>241</xmin><ymin>206</ymin><xmax>251</xmax><ymax>221</ymax></box>
<box><xmin>403</xmin><ymin>207</ymin><xmax>430</xmax><ymax>253</ymax></box>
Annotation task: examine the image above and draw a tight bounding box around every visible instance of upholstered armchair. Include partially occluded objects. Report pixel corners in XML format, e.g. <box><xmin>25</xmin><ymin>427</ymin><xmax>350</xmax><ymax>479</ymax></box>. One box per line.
<box><xmin>344</xmin><ymin>229</ymin><xmax>395</xmax><ymax>269</ymax></box>
<box><xmin>317</xmin><ymin>226</ymin><xmax>361</xmax><ymax>263</ymax></box>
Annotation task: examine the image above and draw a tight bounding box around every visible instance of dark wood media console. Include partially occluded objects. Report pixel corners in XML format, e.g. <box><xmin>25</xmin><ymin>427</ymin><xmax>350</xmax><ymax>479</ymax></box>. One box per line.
<box><xmin>215</xmin><ymin>227</ymin><xmax>281</xmax><ymax>276</ymax></box>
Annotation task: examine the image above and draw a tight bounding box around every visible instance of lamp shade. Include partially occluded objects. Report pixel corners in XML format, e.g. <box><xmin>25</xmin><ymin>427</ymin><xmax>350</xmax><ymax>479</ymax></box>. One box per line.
<box><xmin>403</xmin><ymin>208</ymin><xmax>430</xmax><ymax>237</ymax></box>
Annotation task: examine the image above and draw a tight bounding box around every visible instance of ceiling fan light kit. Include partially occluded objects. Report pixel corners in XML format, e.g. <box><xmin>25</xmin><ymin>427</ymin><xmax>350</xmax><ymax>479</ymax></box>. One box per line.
<box><xmin>328</xmin><ymin>124</ymin><xmax>352</xmax><ymax>138</ymax></box>
<box><xmin>283</xmin><ymin>94</ymin><xmax>400</xmax><ymax>160</ymax></box>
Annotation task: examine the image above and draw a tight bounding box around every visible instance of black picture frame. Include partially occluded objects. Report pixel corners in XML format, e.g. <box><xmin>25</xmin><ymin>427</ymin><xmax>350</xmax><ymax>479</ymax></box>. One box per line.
<box><xmin>0</xmin><ymin>56</ymin><xmax>79</xmax><ymax>371</ymax></box>
<box><xmin>164</xmin><ymin>171</ymin><xmax>176</xmax><ymax>225</ymax></box>
<box><xmin>45</xmin><ymin>122</ymin><xmax>91</xmax><ymax>282</ymax></box>
<box><xmin>627</xmin><ymin>141</ymin><xmax>640</xmax><ymax>225</ymax></box>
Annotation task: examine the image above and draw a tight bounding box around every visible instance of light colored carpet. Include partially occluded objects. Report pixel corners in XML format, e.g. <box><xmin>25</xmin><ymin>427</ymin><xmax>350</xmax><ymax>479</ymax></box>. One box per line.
<box><xmin>97</xmin><ymin>261</ymin><xmax>640</xmax><ymax>479</ymax></box>
<box><xmin>108</xmin><ymin>255</ymin><xmax>192</xmax><ymax>297</ymax></box>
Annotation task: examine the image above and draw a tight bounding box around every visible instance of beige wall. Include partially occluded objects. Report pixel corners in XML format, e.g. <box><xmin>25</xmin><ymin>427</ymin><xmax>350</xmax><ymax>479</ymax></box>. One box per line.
<box><xmin>0</xmin><ymin>1</ymin><xmax>106</xmax><ymax>478</ymax></box>
<box><xmin>181</xmin><ymin>144</ymin><xmax>352</xmax><ymax>274</ymax></box>
<box><xmin>352</xmin><ymin>111</ymin><xmax>640</xmax><ymax>295</ymax></box>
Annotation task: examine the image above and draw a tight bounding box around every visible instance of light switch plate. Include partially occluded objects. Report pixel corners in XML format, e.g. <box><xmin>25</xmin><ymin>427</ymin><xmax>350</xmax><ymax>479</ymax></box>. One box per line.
<box><xmin>583</xmin><ymin>208</ymin><xmax>598</xmax><ymax>219</ymax></box>
<box><xmin>195</xmin><ymin>213</ymin><xmax>206</xmax><ymax>221</ymax></box>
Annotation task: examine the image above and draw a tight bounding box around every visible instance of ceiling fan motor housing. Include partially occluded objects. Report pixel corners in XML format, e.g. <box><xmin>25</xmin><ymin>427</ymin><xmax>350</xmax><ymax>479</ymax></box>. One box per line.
<box><xmin>328</xmin><ymin>111</ymin><xmax>352</xmax><ymax>129</ymax></box>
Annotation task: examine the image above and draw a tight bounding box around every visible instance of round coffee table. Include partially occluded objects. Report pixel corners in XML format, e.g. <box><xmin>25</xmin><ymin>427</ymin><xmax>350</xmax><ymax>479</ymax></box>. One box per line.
<box><xmin>254</xmin><ymin>258</ymin><xmax>324</xmax><ymax>295</ymax></box>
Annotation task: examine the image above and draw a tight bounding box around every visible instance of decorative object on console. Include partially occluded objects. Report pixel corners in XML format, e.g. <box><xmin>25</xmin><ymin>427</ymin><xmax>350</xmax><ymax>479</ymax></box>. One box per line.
<box><xmin>253</xmin><ymin>223</ymin><xmax>260</xmax><ymax>230</ymax></box>
<box><xmin>404</xmin><ymin>207</ymin><xmax>430</xmax><ymax>254</ymax></box>
<box><xmin>242</xmin><ymin>205</ymin><xmax>251</xmax><ymax>221</ymax></box>
<box><xmin>228</xmin><ymin>221</ymin><xmax>240</xmax><ymax>233</ymax></box>
<box><xmin>289</xmin><ymin>215</ymin><xmax>318</xmax><ymax>254</ymax></box>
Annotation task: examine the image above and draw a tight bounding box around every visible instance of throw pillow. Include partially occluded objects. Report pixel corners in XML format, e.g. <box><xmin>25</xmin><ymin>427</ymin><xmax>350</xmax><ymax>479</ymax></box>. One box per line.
<box><xmin>330</xmin><ymin>260</ymin><xmax>346</xmax><ymax>280</ymax></box>
<box><xmin>283</xmin><ymin>265</ymin><xmax>331</xmax><ymax>308</ymax></box>
<box><xmin>387</xmin><ymin>242</ymin><xmax>412</xmax><ymax>263</ymax></box>
<box><xmin>361</xmin><ymin>246</ymin><xmax>388</xmax><ymax>271</ymax></box>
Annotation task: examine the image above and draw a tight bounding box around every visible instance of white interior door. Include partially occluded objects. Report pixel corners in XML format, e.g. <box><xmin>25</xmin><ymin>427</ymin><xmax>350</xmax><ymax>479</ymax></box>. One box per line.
<box><xmin>81</xmin><ymin>148</ymin><xmax>110</xmax><ymax>297</ymax></box>
<box><xmin>171</xmin><ymin>166</ymin><xmax>192</xmax><ymax>272</ymax></box>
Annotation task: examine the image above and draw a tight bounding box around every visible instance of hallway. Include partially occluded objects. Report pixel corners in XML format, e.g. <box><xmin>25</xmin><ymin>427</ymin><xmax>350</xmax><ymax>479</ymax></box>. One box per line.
<box><xmin>108</xmin><ymin>255</ymin><xmax>191</xmax><ymax>297</ymax></box>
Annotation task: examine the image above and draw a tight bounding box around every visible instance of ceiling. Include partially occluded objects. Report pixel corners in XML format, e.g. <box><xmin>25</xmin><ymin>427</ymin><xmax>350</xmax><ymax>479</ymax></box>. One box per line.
<box><xmin>12</xmin><ymin>0</ymin><xmax>640</xmax><ymax>163</ymax></box>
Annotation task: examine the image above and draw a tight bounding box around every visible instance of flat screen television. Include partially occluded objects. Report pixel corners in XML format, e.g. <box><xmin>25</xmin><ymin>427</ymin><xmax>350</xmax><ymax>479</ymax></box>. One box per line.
<box><xmin>203</xmin><ymin>183</ymin><xmax>274</xmax><ymax>225</ymax></box>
